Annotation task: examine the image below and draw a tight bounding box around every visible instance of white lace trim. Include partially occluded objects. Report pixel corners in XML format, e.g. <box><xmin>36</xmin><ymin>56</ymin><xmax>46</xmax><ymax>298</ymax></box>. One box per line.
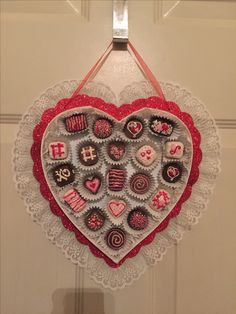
<box><xmin>12</xmin><ymin>80</ymin><xmax>221</xmax><ymax>290</ymax></box>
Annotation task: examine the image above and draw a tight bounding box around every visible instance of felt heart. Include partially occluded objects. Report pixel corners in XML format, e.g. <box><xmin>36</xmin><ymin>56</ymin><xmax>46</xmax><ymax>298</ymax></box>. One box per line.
<box><xmin>108</xmin><ymin>200</ymin><xmax>126</xmax><ymax>217</ymax></box>
<box><xmin>31</xmin><ymin>94</ymin><xmax>201</xmax><ymax>268</ymax></box>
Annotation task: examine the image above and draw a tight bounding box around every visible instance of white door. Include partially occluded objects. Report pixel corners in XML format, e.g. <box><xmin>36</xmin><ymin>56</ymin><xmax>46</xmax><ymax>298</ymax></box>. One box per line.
<box><xmin>1</xmin><ymin>1</ymin><xmax>236</xmax><ymax>313</ymax></box>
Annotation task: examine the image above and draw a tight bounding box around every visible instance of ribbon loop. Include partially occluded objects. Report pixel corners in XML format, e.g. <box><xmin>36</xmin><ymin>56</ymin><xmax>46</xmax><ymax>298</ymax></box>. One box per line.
<box><xmin>72</xmin><ymin>41</ymin><xmax>165</xmax><ymax>101</ymax></box>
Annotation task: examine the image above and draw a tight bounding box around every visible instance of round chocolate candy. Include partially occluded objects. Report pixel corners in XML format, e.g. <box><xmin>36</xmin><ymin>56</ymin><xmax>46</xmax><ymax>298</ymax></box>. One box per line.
<box><xmin>106</xmin><ymin>228</ymin><xmax>126</xmax><ymax>250</ymax></box>
<box><xmin>128</xmin><ymin>208</ymin><xmax>148</xmax><ymax>230</ymax></box>
<box><xmin>162</xmin><ymin>162</ymin><xmax>182</xmax><ymax>183</ymax></box>
<box><xmin>85</xmin><ymin>208</ymin><xmax>105</xmax><ymax>231</ymax></box>
<box><xmin>130</xmin><ymin>173</ymin><xmax>150</xmax><ymax>194</ymax></box>
<box><xmin>124</xmin><ymin>118</ymin><xmax>144</xmax><ymax>139</ymax></box>
<box><xmin>93</xmin><ymin>118</ymin><xmax>113</xmax><ymax>139</ymax></box>
<box><xmin>107</xmin><ymin>141</ymin><xmax>126</xmax><ymax>161</ymax></box>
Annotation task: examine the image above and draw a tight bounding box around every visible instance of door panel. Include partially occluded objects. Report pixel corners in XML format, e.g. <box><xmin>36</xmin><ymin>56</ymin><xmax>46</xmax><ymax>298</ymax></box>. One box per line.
<box><xmin>176</xmin><ymin>129</ymin><xmax>236</xmax><ymax>314</ymax></box>
<box><xmin>1</xmin><ymin>1</ymin><xmax>236</xmax><ymax>314</ymax></box>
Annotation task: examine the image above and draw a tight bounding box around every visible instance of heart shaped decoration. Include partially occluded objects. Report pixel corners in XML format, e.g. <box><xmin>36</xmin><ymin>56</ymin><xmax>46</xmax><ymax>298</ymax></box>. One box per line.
<box><xmin>31</xmin><ymin>94</ymin><xmax>201</xmax><ymax>267</ymax></box>
<box><xmin>108</xmin><ymin>200</ymin><xmax>126</xmax><ymax>217</ymax></box>
<box><xmin>127</xmin><ymin>120</ymin><xmax>143</xmax><ymax>137</ymax></box>
<box><xmin>84</xmin><ymin>176</ymin><xmax>101</xmax><ymax>194</ymax></box>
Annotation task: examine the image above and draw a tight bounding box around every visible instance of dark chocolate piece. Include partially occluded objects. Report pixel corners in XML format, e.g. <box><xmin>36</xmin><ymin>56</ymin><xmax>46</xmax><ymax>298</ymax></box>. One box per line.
<box><xmin>106</xmin><ymin>228</ymin><xmax>126</xmax><ymax>250</ymax></box>
<box><xmin>149</xmin><ymin>116</ymin><xmax>174</xmax><ymax>136</ymax></box>
<box><xmin>162</xmin><ymin>162</ymin><xmax>182</xmax><ymax>183</ymax></box>
<box><xmin>123</xmin><ymin>118</ymin><xmax>144</xmax><ymax>139</ymax></box>
<box><xmin>107</xmin><ymin>141</ymin><xmax>126</xmax><ymax>161</ymax></box>
<box><xmin>93</xmin><ymin>118</ymin><xmax>113</xmax><ymax>139</ymax></box>
<box><xmin>85</xmin><ymin>208</ymin><xmax>105</xmax><ymax>231</ymax></box>
<box><xmin>78</xmin><ymin>144</ymin><xmax>99</xmax><ymax>166</ymax></box>
<box><xmin>108</xmin><ymin>168</ymin><xmax>126</xmax><ymax>191</ymax></box>
<box><xmin>128</xmin><ymin>208</ymin><xmax>148</xmax><ymax>230</ymax></box>
<box><xmin>129</xmin><ymin>173</ymin><xmax>150</xmax><ymax>194</ymax></box>
<box><xmin>52</xmin><ymin>163</ymin><xmax>75</xmax><ymax>187</ymax></box>
<box><xmin>64</xmin><ymin>113</ymin><xmax>88</xmax><ymax>133</ymax></box>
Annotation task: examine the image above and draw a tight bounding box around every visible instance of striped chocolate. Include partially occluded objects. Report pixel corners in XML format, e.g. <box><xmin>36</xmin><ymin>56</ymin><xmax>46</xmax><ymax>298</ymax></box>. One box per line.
<box><xmin>64</xmin><ymin>113</ymin><xmax>88</xmax><ymax>133</ymax></box>
<box><xmin>108</xmin><ymin>168</ymin><xmax>125</xmax><ymax>191</ymax></box>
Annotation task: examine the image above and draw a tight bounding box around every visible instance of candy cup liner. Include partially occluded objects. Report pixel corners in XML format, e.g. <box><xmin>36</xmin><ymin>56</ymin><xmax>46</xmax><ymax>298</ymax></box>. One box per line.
<box><xmin>107</xmin><ymin>188</ymin><xmax>127</xmax><ymax>199</ymax></box>
<box><xmin>103</xmin><ymin>138</ymin><xmax>131</xmax><ymax>166</ymax></box>
<box><xmin>126</xmin><ymin>170</ymin><xmax>156</xmax><ymax>201</ymax></box>
<box><xmin>78</xmin><ymin>171</ymin><xmax>106</xmax><ymax>202</ymax></box>
<box><xmin>76</xmin><ymin>207</ymin><xmax>112</xmax><ymax>239</ymax></box>
<box><xmin>106</xmin><ymin>197</ymin><xmax>131</xmax><ymax>226</ymax></box>
<box><xmin>118</xmin><ymin>115</ymin><xmax>148</xmax><ymax>144</ymax></box>
<box><xmin>131</xmin><ymin>139</ymin><xmax>162</xmax><ymax>172</ymax></box>
<box><xmin>72</xmin><ymin>139</ymin><xmax>102</xmax><ymax>172</ymax></box>
<box><xmin>88</xmin><ymin>114</ymin><xmax>118</xmax><ymax>144</ymax></box>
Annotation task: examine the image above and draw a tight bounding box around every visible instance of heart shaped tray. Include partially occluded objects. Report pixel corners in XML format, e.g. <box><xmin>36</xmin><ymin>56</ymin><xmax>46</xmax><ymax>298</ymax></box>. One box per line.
<box><xmin>31</xmin><ymin>94</ymin><xmax>201</xmax><ymax>267</ymax></box>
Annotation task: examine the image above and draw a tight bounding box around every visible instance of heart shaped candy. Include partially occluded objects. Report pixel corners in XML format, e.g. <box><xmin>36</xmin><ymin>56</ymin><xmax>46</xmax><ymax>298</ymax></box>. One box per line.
<box><xmin>84</xmin><ymin>176</ymin><xmax>101</xmax><ymax>194</ymax></box>
<box><xmin>108</xmin><ymin>200</ymin><xmax>126</xmax><ymax>217</ymax></box>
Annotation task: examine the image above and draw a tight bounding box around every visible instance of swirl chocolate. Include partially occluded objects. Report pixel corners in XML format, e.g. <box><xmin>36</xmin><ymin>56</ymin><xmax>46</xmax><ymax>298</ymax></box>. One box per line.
<box><xmin>130</xmin><ymin>173</ymin><xmax>150</xmax><ymax>194</ymax></box>
<box><xmin>106</xmin><ymin>228</ymin><xmax>126</xmax><ymax>250</ymax></box>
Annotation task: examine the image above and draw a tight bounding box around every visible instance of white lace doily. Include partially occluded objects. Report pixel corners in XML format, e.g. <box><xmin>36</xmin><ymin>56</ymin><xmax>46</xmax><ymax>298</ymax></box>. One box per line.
<box><xmin>12</xmin><ymin>81</ymin><xmax>221</xmax><ymax>290</ymax></box>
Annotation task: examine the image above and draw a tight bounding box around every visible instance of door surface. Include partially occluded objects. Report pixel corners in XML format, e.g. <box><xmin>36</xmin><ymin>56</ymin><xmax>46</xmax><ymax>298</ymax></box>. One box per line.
<box><xmin>1</xmin><ymin>1</ymin><xmax>236</xmax><ymax>314</ymax></box>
